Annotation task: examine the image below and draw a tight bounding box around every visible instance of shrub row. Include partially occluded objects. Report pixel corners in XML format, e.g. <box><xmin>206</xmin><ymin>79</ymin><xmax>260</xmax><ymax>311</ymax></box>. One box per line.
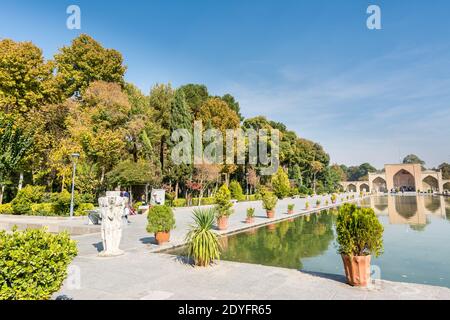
<box><xmin>1</xmin><ymin>185</ymin><xmax>95</xmax><ymax>216</ymax></box>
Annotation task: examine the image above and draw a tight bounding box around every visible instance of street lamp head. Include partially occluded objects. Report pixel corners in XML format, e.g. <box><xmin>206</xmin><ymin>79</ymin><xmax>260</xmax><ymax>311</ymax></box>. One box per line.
<box><xmin>71</xmin><ymin>153</ymin><xmax>80</xmax><ymax>159</ymax></box>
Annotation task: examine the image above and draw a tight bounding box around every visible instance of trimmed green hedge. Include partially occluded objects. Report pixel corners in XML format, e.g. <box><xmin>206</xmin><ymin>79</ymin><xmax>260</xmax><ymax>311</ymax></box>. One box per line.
<box><xmin>0</xmin><ymin>203</ymin><xmax>13</xmax><ymax>215</ymax></box>
<box><xmin>0</xmin><ymin>228</ymin><xmax>78</xmax><ymax>300</ymax></box>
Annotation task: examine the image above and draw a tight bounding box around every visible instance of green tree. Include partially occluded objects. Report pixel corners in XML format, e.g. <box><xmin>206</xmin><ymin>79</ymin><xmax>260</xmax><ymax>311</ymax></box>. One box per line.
<box><xmin>167</xmin><ymin>89</ymin><xmax>193</xmax><ymax>198</ymax></box>
<box><xmin>221</xmin><ymin>94</ymin><xmax>243</xmax><ymax>121</ymax></box>
<box><xmin>438</xmin><ymin>163</ymin><xmax>450</xmax><ymax>180</ymax></box>
<box><xmin>271</xmin><ymin>167</ymin><xmax>290</xmax><ymax>199</ymax></box>
<box><xmin>54</xmin><ymin>34</ymin><xmax>126</xmax><ymax>98</ymax></box>
<box><xmin>229</xmin><ymin>180</ymin><xmax>244</xmax><ymax>201</ymax></box>
<box><xmin>403</xmin><ymin>154</ymin><xmax>425</xmax><ymax>167</ymax></box>
<box><xmin>178</xmin><ymin>84</ymin><xmax>209</xmax><ymax>117</ymax></box>
<box><xmin>0</xmin><ymin>115</ymin><xmax>33</xmax><ymax>204</ymax></box>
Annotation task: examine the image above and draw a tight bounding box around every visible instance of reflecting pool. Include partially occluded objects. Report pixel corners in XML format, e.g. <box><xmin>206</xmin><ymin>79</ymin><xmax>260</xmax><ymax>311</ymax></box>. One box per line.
<box><xmin>188</xmin><ymin>196</ymin><xmax>450</xmax><ymax>288</ymax></box>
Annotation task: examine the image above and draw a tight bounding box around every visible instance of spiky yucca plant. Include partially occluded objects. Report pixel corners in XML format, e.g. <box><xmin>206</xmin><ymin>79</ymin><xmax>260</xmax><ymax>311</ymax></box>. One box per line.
<box><xmin>185</xmin><ymin>208</ymin><xmax>221</xmax><ymax>267</ymax></box>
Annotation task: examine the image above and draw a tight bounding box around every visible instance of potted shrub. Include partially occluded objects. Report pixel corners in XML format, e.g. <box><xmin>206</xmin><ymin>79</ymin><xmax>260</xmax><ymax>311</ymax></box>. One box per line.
<box><xmin>262</xmin><ymin>192</ymin><xmax>278</xmax><ymax>218</ymax></box>
<box><xmin>325</xmin><ymin>199</ymin><xmax>329</xmax><ymax>206</ymax></box>
<box><xmin>336</xmin><ymin>203</ymin><xmax>384</xmax><ymax>287</ymax></box>
<box><xmin>315</xmin><ymin>199</ymin><xmax>321</xmax><ymax>208</ymax></box>
<box><xmin>287</xmin><ymin>204</ymin><xmax>295</xmax><ymax>214</ymax></box>
<box><xmin>246</xmin><ymin>207</ymin><xmax>255</xmax><ymax>223</ymax></box>
<box><xmin>305</xmin><ymin>201</ymin><xmax>310</xmax><ymax>210</ymax></box>
<box><xmin>214</xmin><ymin>184</ymin><xmax>233</xmax><ymax>230</ymax></box>
<box><xmin>146</xmin><ymin>205</ymin><xmax>175</xmax><ymax>245</ymax></box>
<box><xmin>185</xmin><ymin>208</ymin><xmax>221</xmax><ymax>267</ymax></box>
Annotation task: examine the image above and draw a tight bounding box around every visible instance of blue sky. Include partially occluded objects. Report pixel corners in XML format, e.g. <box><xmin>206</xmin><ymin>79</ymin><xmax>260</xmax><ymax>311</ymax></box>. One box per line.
<box><xmin>1</xmin><ymin>0</ymin><xmax>449</xmax><ymax>168</ymax></box>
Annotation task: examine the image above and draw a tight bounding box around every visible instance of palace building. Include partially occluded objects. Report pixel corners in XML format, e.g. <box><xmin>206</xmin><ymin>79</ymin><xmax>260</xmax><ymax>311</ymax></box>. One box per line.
<box><xmin>340</xmin><ymin>163</ymin><xmax>450</xmax><ymax>193</ymax></box>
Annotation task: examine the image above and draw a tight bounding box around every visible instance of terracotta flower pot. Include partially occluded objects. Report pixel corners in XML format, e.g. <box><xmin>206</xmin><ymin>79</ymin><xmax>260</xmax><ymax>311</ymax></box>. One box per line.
<box><xmin>246</xmin><ymin>217</ymin><xmax>255</xmax><ymax>224</ymax></box>
<box><xmin>288</xmin><ymin>209</ymin><xmax>294</xmax><ymax>215</ymax></box>
<box><xmin>341</xmin><ymin>254</ymin><xmax>371</xmax><ymax>287</ymax></box>
<box><xmin>217</xmin><ymin>216</ymin><xmax>229</xmax><ymax>230</ymax></box>
<box><xmin>267</xmin><ymin>224</ymin><xmax>276</xmax><ymax>231</ymax></box>
<box><xmin>155</xmin><ymin>231</ymin><xmax>170</xmax><ymax>245</ymax></box>
<box><xmin>266</xmin><ymin>210</ymin><xmax>275</xmax><ymax>218</ymax></box>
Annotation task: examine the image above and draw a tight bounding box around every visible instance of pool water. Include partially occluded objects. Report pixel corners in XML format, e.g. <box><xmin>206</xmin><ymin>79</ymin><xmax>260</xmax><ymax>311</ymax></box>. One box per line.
<box><xmin>174</xmin><ymin>196</ymin><xmax>450</xmax><ymax>288</ymax></box>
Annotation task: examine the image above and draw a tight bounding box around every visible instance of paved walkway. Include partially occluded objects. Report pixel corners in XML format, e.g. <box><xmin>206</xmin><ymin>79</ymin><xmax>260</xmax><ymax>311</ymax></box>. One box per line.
<box><xmin>54</xmin><ymin>193</ymin><xmax>450</xmax><ymax>300</ymax></box>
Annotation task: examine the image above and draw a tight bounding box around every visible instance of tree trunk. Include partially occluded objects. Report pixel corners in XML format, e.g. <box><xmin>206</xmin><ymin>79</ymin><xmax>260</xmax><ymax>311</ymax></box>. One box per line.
<box><xmin>18</xmin><ymin>172</ymin><xmax>24</xmax><ymax>191</ymax></box>
<box><xmin>175</xmin><ymin>181</ymin><xmax>179</xmax><ymax>200</ymax></box>
<box><xmin>0</xmin><ymin>184</ymin><xmax>4</xmax><ymax>205</ymax></box>
<box><xmin>100</xmin><ymin>167</ymin><xmax>106</xmax><ymax>185</ymax></box>
<box><xmin>313</xmin><ymin>173</ymin><xmax>317</xmax><ymax>194</ymax></box>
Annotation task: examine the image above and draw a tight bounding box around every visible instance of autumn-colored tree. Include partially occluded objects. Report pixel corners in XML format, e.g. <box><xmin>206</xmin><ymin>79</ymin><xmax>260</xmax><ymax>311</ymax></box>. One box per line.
<box><xmin>197</xmin><ymin>97</ymin><xmax>240</xmax><ymax>132</ymax></box>
<box><xmin>193</xmin><ymin>164</ymin><xmax>221</xmax><ymax>202</ymax></box>
<box><xmin>54</xmin><ymin>34</ymin><xmax>126</xmax><ymax>98</ymax></box>
<box><xmin>0</xmin><ymin>39</ymin><xmax>59</xmax><ymax>113</ymax></box>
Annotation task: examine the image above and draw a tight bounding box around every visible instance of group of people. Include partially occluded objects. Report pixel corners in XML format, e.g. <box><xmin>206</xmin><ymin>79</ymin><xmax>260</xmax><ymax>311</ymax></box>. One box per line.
<box><xmin>119</xmin><ymin>190</ymin><xmax>136</xmax><ymax>224</ymax></box>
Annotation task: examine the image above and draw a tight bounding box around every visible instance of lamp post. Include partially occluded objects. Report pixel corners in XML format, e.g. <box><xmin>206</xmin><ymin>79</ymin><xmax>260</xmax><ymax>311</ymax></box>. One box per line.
<box><xmin>69</xmin><ymin>153</ymin><xmax>80</xmax><ymax>218</ymax></box>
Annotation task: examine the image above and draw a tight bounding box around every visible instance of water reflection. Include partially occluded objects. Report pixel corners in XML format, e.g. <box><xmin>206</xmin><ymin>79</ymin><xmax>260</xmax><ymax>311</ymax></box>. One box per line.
<box><xmin>363</xmin><ymin>195</ymin><xmax>448</xmax><ymax>229</ymax></box>
<box><xmin>221</xmin><ymin>211</ymin><xmax>336</xmax><ymax>270</ymax></box>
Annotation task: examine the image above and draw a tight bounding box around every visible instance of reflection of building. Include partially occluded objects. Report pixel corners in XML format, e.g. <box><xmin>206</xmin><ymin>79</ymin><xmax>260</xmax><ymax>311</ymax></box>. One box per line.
<box><xmin>341</xmin><ymin>163</ymin><xmax>450</xmax><ymax>193</ymax></box>
<box><xmin>366</xmin><ymin>195</ymin><xmax>447</xmax><ymax>226</ymax></box>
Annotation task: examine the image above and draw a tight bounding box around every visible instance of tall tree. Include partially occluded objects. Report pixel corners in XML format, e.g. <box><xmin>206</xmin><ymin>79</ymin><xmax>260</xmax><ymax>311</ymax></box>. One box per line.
<box><xmin>0</xmin><ymin>39</ymin><xmax>59</xmax><ymax>113</ymax></box>
<box><xmin>0</xmin><ymin>115</ymin><xmax>33</xmax><ymax>203</ymax></box>
<box><xmin>178</xmin><ymin>84</ymin><xmax>209</xmax><ymax>118</ymax></box>
<box><xmin>438</xmin><ymin>163</ymin><xmax>450</xmax><ymax>179</ymax></box>
<box><xmin>167</xmin><ymin>89</ymin><xmax>193</xmax><ymax>198</ymax></box>
<box><xmin>403</xmin><ymin>154</ymin><xmax>425</xmax><ymax>166</ymax></box>
<box><xmin>149</xmin><ymin>84</ymin><xmax>175</xmax><ymax>172</ymax></box>
<box><xmin>221</xmin><ymin>94</ymin><xmax>243</xmax><ymax>121</ymax></box>
<box><xmin>54</xmin><ymin>34</ymin><xmax>126</xmax><ymax>98</ymax></box>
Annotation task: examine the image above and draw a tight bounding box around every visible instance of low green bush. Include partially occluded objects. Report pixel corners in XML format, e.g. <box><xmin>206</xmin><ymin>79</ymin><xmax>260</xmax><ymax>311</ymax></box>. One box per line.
<box><xmin>336</xmin><ymin>203</ymin><xmax>384</xmax><ymax>257</ymax></box>
<box><xmin>51</xmin><ymin>190</ymin><xmax>80</xmax><ymax>216</ymax></box>
<box><xmin>75</xmin><ymin>203</ymin><xmax>95</xmax><ymax>216</ymax></box>
<box><xmin>146</xmin><ymin>205</ymin><xmax>175</xmax><ymax>233</ymax></box>
<box><xmin>11</xmin><ymin>185</ymin><xmax>46</xmax><ymax>215</ymax></box>
<box><xmin>31</xmin><ymin>203</ymin><xmax>55</xmax><ymax>216</ymax></box>
<box><xmin>0</xmin><ymin>203</ymin><xmax>13</xmax><ymax>215</ymax></box>
<box><xmin>172</xmin><ymin>198</ymin><xmax>187</xmax><ymax>207</ymax></box>
<box><xmin>0</xmin><ymin>228</ymin><xmax>78</xmax><ymax>300</ymax></box>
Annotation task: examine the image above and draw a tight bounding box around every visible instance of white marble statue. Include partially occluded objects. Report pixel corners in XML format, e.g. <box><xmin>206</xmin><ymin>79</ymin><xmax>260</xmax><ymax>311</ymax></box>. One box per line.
<box><xmin>98</xmin><ymin>192</ymin><xmax>127</xmax><ymax>257</ymax></box>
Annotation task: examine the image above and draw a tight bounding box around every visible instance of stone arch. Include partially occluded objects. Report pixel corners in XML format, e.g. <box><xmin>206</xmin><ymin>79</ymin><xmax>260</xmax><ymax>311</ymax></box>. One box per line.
<box><xmin>360</xmin><ymin>183</ymin><xmax>370</xmax><ymax>192</ymax></box>
<box><xmin>372</xmin><ymin>177</ymin><xmax>387</xmax><ymax>192</ymax></box>
<box><xmin>444</xmin><ymin>182</ymin><xmax>450</xmax><ymax>191</ymax></box>
<box><xmin>347</xmin><ymin>184</ymin><xmax>357</xmax><ymax>192</ymax></box>
<box><xmin>393</xmin><ymin>169</ymin><xmax>416</xmax><ymax>191</ymax></box>
<box><xmin>422</xmin><ymin>175</ymin><xmax>439</xmax><ymax>192</ymax></box>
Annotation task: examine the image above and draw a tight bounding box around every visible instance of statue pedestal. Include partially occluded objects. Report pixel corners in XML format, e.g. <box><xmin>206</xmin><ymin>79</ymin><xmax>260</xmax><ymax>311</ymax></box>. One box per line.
<box><xmin>98</xmin><ymin>194</ymin><xmax>127</xmax><ymax>257</ymax></box>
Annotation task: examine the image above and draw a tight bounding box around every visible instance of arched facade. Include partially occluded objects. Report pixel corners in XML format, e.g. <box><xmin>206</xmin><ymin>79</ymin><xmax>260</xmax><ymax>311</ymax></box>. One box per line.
<box><xmin>444</xmin><ymin>182</ymin><xmax>450</xmax><ymax>191</ymax></box>
<box><xmin>360</xmin><ymin>183</ymin><xmax>370</xmax><ymax>192</ymax></box>
<box><xmin>341</xmin><ymin>163</ymin><xmax>446</xmax><ymax>193</ymax></box>
<box><xmin>422</xmin><ymin>175</ymin><xmax>439</xmax><ymax>192</ymax></box>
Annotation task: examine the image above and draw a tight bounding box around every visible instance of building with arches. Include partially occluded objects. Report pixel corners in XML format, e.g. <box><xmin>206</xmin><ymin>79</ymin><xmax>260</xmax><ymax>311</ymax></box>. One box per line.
<box><xmin>341</xmin><ymin>163</ymin><xmax>450</xmax><ymax>193</ymax></box>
